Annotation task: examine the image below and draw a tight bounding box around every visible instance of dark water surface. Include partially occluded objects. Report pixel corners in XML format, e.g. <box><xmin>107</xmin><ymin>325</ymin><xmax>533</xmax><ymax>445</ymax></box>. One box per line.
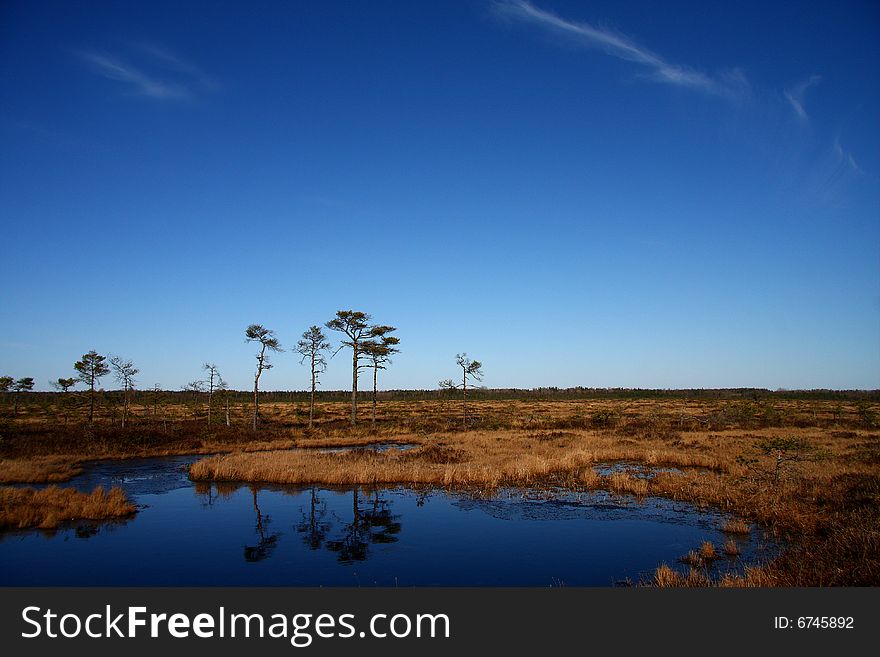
<box><xmin>0</xmin><ymin>455</ymin><xmax>774</xmax><ymax>586</ymax></box>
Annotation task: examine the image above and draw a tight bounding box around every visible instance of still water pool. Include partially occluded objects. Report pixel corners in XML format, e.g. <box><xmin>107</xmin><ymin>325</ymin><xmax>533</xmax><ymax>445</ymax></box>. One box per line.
<box><xmin>0</xmin><ymin>455</ymin><xmax>774</xmax><ymax>586</ymax></box>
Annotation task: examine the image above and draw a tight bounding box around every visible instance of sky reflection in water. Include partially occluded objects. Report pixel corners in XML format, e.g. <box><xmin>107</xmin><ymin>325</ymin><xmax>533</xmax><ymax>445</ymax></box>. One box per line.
<box><xmin>0</xmin><ymin>456</ymin><xmax>774</xmax><ymax>586</ymax></box>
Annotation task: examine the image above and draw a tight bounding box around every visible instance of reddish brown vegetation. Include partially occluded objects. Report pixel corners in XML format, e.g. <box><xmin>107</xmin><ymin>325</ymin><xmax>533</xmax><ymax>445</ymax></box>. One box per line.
<box><xmin>0</xmin><ymin>485</ymin><xmax>136</xmax><ymax>530</ymax></box>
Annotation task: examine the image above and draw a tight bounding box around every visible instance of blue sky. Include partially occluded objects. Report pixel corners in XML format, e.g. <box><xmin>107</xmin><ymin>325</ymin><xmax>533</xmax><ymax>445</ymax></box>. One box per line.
<box><xmin>1</xmin><ymin>0</ymin><xmax>878</xmax><ymax>392</ymax></box>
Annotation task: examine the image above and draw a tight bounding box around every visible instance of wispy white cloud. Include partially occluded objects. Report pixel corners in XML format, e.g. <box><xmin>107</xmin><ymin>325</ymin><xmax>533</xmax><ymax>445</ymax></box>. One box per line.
<box><xmin>80</xmin><ymin>51</ymin><xmax>188</xmax><ymax>99</ymax></box>
<box><xmin>832</xmin><ymin>137</ymin><xmax>864</xmax><ymax>175</ymax></box>
<box><xmin>802</xmin><ymin>135</ymin><xmax>867</xmax><ymax>210</ymax></box>
<box><xmin>493</xmin><ymin>0</ymin><xmax>747</xmax><ymax>99</ymax></box>
<box><xmin>79</xmin><ymin>44</ymin><xmax>215</xmax><ymax>101</ymax></box>
<box><xmin>784</xmin><ymin>75</ymin><xmax>821</xmax><ymax>121</ymax></box>
<box><xmin>130</xmin><ymin>42</ymin><xmax>218</xmax><ymax>91</ymax></box>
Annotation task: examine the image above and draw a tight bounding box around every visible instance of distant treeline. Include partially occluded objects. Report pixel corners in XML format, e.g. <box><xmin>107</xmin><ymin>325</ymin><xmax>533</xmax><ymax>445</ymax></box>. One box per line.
<box><xmin>7</xmin><ymin>309</ymin><xmax>878</xmax><ymax>432</ymax></box>
<box><xmin>19</xmin><ymin>386</ymin><xmax>880</xmax><ymax>403</ymax></box>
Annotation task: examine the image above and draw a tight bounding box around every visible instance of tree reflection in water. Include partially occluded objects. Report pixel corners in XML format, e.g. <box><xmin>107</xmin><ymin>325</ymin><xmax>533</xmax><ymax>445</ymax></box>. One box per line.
<box><xmin>194</xmin><ymin>481</ymin><xmax>216</xmax><ymax>507</ymax></box>
<box><xmin>194</xmin><ymin>482</ymin><xmax>402</xmax><ymax>565</ymax></box>
<box><xmin>326</xmin><ymin>488</ymin><xmax>402</xmax><ymax>563</ymax></box>
<box><xmin>296</xmin><ymin>486</ymin><xmax>331</xmax><ymax>550</ymax></box>
<box><xmin>194</xmin><ymin>481</ymin><xmax>240</xmax><ymax>507</ymax></box>
<box><xmin>243</xmin><ymin>485</ymin><xmax>280</xmax><ymax>562</ymax></box>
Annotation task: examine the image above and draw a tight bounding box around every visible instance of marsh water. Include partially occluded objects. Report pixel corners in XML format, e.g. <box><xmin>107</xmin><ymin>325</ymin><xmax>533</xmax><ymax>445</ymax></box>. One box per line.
<box><xmin>0</xmin><ymin>454</ymin><xmax>774</xmax><ymax>586</ymax></box>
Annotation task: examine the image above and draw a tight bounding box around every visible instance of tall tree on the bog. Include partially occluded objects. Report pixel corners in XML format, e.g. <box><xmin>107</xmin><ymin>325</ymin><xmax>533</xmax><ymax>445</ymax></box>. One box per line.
<box><xmin>295</xmin><ymin>326</ymin><xmax>331</xmax><ymax>430</ymax></box>
<box><xmin>110</xmin><ymin>356</ymin><xmax>138</xmax><ymax>429</ymax></box>
<box><xmin>203</xmin><ymin>363</ymin><xmax>223</xmax><ymax>426</ymax></box>
<box><xmin>439</xmin><ymin>353</ymin><xmax>483</xmax><ymax>430</ymax></box>
<box><xmin>361</xmin><ymin>327</ymin><xmax>400</xmax><ymax>425</ymax></box>
<box><xmin>245</xmin><ymin>324</ymin><xmax>282</xmax><ymax>431</ymax></box>
<box><xmin>50</xmin><ymin>377</ymin><xmax>78</xmax><ymax>424</ymax></box>
<box><xmin>12</xmin><ymin>377</ymin><xmax>35</xmax><ymax>416</ymax></box>
<box><xmin>74</xmin><ymin>350</ymin><xmax>110</xmax><ymax>423</ymax></box>
<box><xmin>325</xmin><ymin>310</ymin><xmax>383</xmax><ymax>426</ymax></box>
<box><xmin>216</xmin><ymin>377</ymin><xmax>231</xmax><ymax>427</ymax></box>
<box><xmin>51</xmin><ymin>377</ymin><xmax>77</xmax><ymax>393</ymax></box>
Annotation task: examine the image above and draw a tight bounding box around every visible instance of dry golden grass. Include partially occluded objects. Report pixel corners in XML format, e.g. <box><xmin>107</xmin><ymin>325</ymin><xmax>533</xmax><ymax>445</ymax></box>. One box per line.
<box><xmin>197</xmin><ymin>397</ymin><xmax>878</xmax><ymax>435</ymax></box>
<box><xmin>579</xmin><ymin>467</ymin><xmax>601</xmax><ymax>488</ymax></box>
<box><xmin>606</xmin><ymin>472</ymin><xmax>649</xmax><ymax>497</ymax></box>
<box><xmin>699</xmin><ymin>541</ymin><xmax>718</xmax><ymax>560</ymax></box>
<box><xmin>718</xmin><ymin>566</ymin><xmax>779</xmax><ymax>587</ymax></box>
<box><xmin>723</xmin><ymin>538</ymin><xmax>741</xmax><ymax>556</ymax></box>
<box><xmin>722</xmin><ymin>518</ymin><xmax>751</xmax><ymax>534</ymax></box>
<box><xmin>188</xmin><ymin>421</ymin><xmax>872</xmax><ymax>500</ymax></box>
<box><xmin>8</xmin><ymin>395</ymin><xmax>879</xmax><ymax>446</ymax></box>
<box><xmin>0</xmin><ymin>486</ymin><xmax>136</xmax><ymax>530</ymax></box>
<box><xmin>0</xmin><ymin>457</ymin><xmax>82</xmax><ymax>484</ymax></box>
<box><xmin>187</xmin><ymin>415</ymin><xmax>880</xmax><ymax>586</ymax></box>
<box><xmin>5</xmin><ymin>396</ymin><xmax>879</xmax><ymax>585</ymax></box>
<box><xmin>679</xmin><ymin>550</ymin><xmax>704</xmax><ymax>567</ymax></box>
<box><xmin>652</xmin><ymin>563</ymin><xmax>680</xmax><ymax>587</ymax></box>
<box><xmin>675</xmin><ymin>541</ymin><xmax>718</xmax><ymax>569</ymax></box>
<box><xmin>190</xmin><ymin>431</ymin><xmax>691</xmax><ymax>490</ymax></box>
<box><xmin>653</xmin><ymin>564</ymin><xmax>712</xmax><ymax>587</ymax></box>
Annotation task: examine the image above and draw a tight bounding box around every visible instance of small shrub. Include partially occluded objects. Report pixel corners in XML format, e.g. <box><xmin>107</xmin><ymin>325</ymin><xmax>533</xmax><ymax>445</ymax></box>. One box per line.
<box><xmin>699</xmin><ymin>541</ymin><xmax>718</xmax><ymax>561</ymax></box>
<box><xmin>722</xmin><ymin>518</ymin><xmax>751</xmax><ymax>534</ymax></box>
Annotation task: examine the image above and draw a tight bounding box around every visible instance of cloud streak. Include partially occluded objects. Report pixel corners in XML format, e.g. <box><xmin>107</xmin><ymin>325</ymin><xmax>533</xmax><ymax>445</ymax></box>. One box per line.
<box><xmin>494</xmin><ymin>0</ymin><xmax>746</xmax><ymax>99</ymax></box>
<box><xmin>784</xmin><ymin>75</ymin><xmax>821</xmax><ymax>121</ymax></box>
<box><xmin>833</xmin><ymin>138</ymin><xmax>864</xmax><ymax>175</ymax></box>
<box><xmin>79</xmin><ymin>44</ymin><xmax>215</xmax><ymax>101</ymax></box>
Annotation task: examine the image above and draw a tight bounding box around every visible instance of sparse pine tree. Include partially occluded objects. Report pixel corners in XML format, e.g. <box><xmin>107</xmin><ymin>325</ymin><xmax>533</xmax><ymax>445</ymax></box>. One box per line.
<box><xmin>74</xmin><ymin>351</ymin><xmax>109</xmax><ymax>423</ymax></box>
<box><xmin>51</xmin><ymin>377</ymin><xmax>77</xmax><ymax>393</ymax></box>
<box><xmin>295</xmin><ymin>326</ymin><xmax>331</xmax><ymax>430</ymax></box>
<box><xmin>361</xmin><ymin>327</ymin><xmax>400</xmax><ymax>425</ymax></box>
<box><xmin>245</xmin><ymin>324</ymin><xmax>282</xmax><ymax>430</ymax></box>
<box><xmin>439</xmin><ymin>354</ymin><xmax>483</xmax><ymax>430</ymax></box>
<box><xmin>109</xmin><ymin>357</ymin><xmax>138</xmax><ymax>428</ymax></box>
<box><xmin>326</xmin><ymin>310</ymin><xmax>374</xmax><ymax>426</ymax></box>
<box><xmin>50</xmin><ymin>377</ymin><xmax>78</xmax><ymax>424</ymax></box>
<box><xmin>12</xmin><ymin>377</ymin><xmax>35</xmax><ymax>416</ymax></box>
<box><xmin>203</xmin><ymin>363</ymin><xmax>222</xmax><ymax>426</ymax></box>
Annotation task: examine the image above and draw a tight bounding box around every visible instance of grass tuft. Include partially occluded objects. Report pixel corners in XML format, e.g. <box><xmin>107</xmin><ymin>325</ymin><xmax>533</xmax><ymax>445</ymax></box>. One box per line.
<box><xmin>722</xmin><ymin>518</ymin><xmax>751</xmax><ymax>535</ymax></box>
<box><xmin>699</xmin><ymin>541</ymin><xmax>718</xmax><ymax>561</ymax></box>
<box><xmin>0</xmin><ymin>485</ymin><xmax>136</xmax><ymax>530</ymax></box>
<box><xmin>0</xmin><ymin>457</ymin><xmax>82</xmax><ymax>484</ymax></box>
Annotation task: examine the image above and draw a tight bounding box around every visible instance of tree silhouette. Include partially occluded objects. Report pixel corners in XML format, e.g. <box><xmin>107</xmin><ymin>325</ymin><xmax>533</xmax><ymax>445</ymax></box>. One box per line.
<box><xmin>74</xmin><ymin>351</ymin><xmax>109</xmax><ymax>423</ymax></box>
<box><xmin>50</xmin><ymin>377</ymin><xmax>78</xmax><ymax>423</ymax></box>
<box><xmin>12</xmin><ymin>377</ymin><xmax>34</xmax><ymax>416</ymax></box>
<box><xmin>327</xmin><ymin>488</ymin><xmax>371</xmax><ymax>563</ymax></box>
<box><xmin>202</xmin><ymin>363</ymin><xmax>222</xmax><ymax>426</ymax></box>
<box><xmin>215</xmin><ymin>377</ymin><xmax>231</xmax><ymax>427</ymax></box>
<box><xmin>295</xmin><ymin>326</ymin><xmax>331</xmax><ymax>430</ymax></box>
<box><xmin>361</xmin><ymin>327</ymin><xmax>400</xmax><ymax>425</ymax></box>
<box><xmin>439</xmin><ymin>353</ymin><xmax>484</xmax><ymax>429</ymax></box>
<box><xmin>245</xmin><ymin>324</ymin><xmax>282</xmax><ymax>431</ymax></box>
<box><xmin>51</xmin><ymin>377</ymin><xmax>77</xmax><ymax>393</ymax></box>
<box><xmin>182</xmin><ymin>380</ymin><xmax>206</xmax><ymax>420</ymax></box>
<box><xmin>361</xmin><ymin>490</ymin><xmax>402</xmax><ymax>545</ymax></box>
<box><xmin>149</xmin><ymin>384</ymin><xmax>167</xmax><ymax>431</ymax></box>
<box><xmin>325</xmin><ymin>310</ymin><xmax>374</xmax><ymax>426</ymax></box>
<box><xmin>296</xmin><ymin>487</ymin><xmax>332</xmax><ymax>550</ymax></box>
<box><xmin>243</xmin><ymin>486</ymin><xmax>280</xmax><ymax>562</ymax></box>
<box><xmin>326</xmin><ymin>488</ymin><xmax>402</xmax><ymax>564</ymax></box>
<box><xmin>109</xmin><ymin>357</ymin><xmax>138</xmax><ymax>429</ymax></box>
